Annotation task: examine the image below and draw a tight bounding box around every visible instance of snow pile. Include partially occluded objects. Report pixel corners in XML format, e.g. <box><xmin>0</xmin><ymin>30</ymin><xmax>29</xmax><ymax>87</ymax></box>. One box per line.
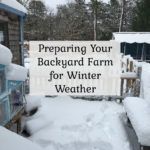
<box><xmin>25</xmin><ymin>96</ymin><xmax>130</xmax><ymax>150</ymax></box>
<box><xmin>6</xmin><ymin>63</ymin><xmax>27</xmax><ymax>81</ymax></box>
<box><xmin>0</xmin><ymin>0</ymin><xmax>27</xmax><ymax>13</ymax></box>
<box><xmin>0</xmin><ymin>44</ymin><xmax>12</xmax><ymax>65</ymax></box>
<box><xmin>123</xmin><ymin>97</ymin><xmax>150</xmax><ymax>146</ymax></box>
<box><xmin>25</xmin><ymin>94</ymin><xmax>43</xmax><ymax>112</ymax></box>
<box><xmin>0</xmin><ymin>127</ymin><xmax>43</xmax><ymax>150</ymax></box>
<box><xmin>140</xmin><ymin>63</ymin><xmax>150</xmax><ymax>103</ymax></box>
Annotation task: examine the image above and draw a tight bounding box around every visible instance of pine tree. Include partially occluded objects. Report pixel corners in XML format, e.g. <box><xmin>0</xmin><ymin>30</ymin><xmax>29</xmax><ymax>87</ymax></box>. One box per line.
<box><xmin>132</xmin><ymin>0</ymin><xmax>150</xmax><ymax>31</ymax></box>
<box><xmin>25</xmin><ymin>0</ymin><xmax>48</xmax><ymax>40</ymax></box>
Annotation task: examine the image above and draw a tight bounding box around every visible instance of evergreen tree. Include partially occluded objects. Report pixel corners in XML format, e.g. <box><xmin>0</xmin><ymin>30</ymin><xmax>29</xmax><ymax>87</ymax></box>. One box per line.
<box><xmin>53</xmin><ymin>1</ymin><xmax>93</xmax><ymax>40</ymax></box>
<box><xmin>25</xmin><ymin>0</ymin><xmax>48</xmax><ymax>40</ymax></box>
<box><xmin>132</xmin><ymin>0</ymin><xmax>150</xmax><ymax>31</ymax></box>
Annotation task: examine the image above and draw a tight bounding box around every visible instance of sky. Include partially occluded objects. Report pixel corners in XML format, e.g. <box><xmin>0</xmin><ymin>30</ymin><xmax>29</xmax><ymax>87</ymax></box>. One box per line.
<box><xmin>44</xmin><ymin>0</ymin><xmax>110</xmax><ymax>11</ymax></box>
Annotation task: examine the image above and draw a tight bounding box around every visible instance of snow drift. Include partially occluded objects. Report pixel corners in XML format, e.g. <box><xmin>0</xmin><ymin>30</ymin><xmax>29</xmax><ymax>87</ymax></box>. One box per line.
<box><xmin>123</xmin><ymin>97</ymin><xmax>150</xmax><ymax>146</ymax></box>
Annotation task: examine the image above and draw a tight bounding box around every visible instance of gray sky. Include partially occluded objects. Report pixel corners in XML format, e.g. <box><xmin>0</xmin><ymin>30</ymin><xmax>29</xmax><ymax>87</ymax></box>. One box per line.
<box><xmin>44</xmin><ymin>0</ymin><xmax>110</xmax><ymax>11</ymax></box>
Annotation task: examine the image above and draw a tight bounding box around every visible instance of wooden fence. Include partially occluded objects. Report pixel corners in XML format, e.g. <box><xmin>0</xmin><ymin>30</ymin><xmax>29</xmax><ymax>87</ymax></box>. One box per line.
<box><xmin>120</xmin><ymin>55</ymin><xmax>142</xmax><ymax>98</ymax></box>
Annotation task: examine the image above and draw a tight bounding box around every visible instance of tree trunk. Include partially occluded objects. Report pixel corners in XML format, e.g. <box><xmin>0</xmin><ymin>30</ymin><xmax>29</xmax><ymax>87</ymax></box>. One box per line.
<box><xmin>93</xmin><ymin>0</ymin><xmax>97</xmax><ymax>40</ymax></box>
<box><xmin>119</xmin><ymin>0</ymin><xmax>125</xmax><ymax>32</ymax></box>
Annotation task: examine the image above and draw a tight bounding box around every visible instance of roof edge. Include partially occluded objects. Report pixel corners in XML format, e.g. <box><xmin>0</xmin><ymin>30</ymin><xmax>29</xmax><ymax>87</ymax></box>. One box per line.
<box><xmin>0</xmin><ymin>3</ymin><xmax>26</xmax><ymax>17</ymax></box>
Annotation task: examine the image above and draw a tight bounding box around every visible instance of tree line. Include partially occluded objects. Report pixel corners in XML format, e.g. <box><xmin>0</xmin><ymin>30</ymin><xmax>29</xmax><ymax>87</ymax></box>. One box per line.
<box><xmin>17</xmin><ymin>0</ymin><xmax>150</xmax><ymax>41</ymax></box>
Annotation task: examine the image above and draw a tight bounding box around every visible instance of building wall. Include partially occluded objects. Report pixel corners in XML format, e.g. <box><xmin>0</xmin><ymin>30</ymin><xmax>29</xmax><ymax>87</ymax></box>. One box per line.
<box><xmin>0</xmin><ymin>10</ymin><xmax>21</xmax><ymax>65</ymax></box>
<box><xmin>8</xmin><ymin>17</ymin><xmax>21</xmax><ymax>65</ymax></box>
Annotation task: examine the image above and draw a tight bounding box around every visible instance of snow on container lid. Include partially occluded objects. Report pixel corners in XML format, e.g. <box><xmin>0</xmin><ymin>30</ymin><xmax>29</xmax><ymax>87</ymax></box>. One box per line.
<box><xmin>123</xmin><ymin>97</ymin><xmax>150</xmax><ymax>146</ymax></box>
<box><xmin>0</xmin><ymin>127</ymin><xmax>43</xmax><ymax>150</ymax></box>
<box><xmin>0</xmin><ymin>0</ymin><xmax>27</xmax><ymax>14</ymax></box>
<box><xmin>0</xmin><ymin>44</ymin><xmax>12</xmax><ymax>65</ymax></box>
<box><xmin>6</xmin><ymin>63</ymin><xmax>27</xmax><ymax>81</ymax></box>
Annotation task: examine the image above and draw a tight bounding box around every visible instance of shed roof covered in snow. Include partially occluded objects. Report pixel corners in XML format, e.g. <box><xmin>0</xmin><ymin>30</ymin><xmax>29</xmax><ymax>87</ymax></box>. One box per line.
<box><xmin>113</xmin><ymin>32</ymin><xmax>150</xmax><ymax>44</ymax></box>
<box><xmin>0</xmin><ymin>0</ymin><xmax>27</xmax><ymax>16</ymax></box>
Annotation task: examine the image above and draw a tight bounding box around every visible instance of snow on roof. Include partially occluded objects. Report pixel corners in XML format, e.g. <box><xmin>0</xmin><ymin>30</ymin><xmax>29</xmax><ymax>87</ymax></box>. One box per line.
<box><xmin>0</xmin><ymin>127</ymin><xmax>43</xmax><ymax>150</ymax></box>
<box><xmin>6</xmin><ymin>63</ymin><xmax>27</xmax><ymax>81</ymax></box>
<box><xmin>123</xmin><ymin>97</ymin><xmax>150</xmax><ymax>146</ymax></box>
<box><xmin>113</xmin><ymin>32</ymin><xmax>150</xmax><ymax>44</ymax></box>
<box><xmin>0</xmin><ymin>44</ymin><xmax>12</xmax><ymax>65</ymax></box>
<box><xmin>0</xmin><ymin>0</ymin><xmax>27</xmax><ymax>14</ymax></box>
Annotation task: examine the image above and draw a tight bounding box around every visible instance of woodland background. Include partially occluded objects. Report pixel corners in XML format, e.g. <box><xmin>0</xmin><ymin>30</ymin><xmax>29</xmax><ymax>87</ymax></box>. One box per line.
<box><xmin>17</xmin><ymin>0</ymin><xmax>150</xmax><ymax>41</ymax></box>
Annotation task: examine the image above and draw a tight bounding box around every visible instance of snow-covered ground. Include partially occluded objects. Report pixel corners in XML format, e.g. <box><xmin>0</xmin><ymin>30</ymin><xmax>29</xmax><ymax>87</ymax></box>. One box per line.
<box><xmin>0</xmin><ymin>127</ymin><xmax>43</xmax><ymax>150</ymax></box>
<box><xmin>124</xmin><ymin>97</ymin><xmax>150</xmax><ymax>146</ymax></box>
<box><xmin>25</xmin><ymin>96</ymin><xmax>131</xmax><ymax>150</ymax></box>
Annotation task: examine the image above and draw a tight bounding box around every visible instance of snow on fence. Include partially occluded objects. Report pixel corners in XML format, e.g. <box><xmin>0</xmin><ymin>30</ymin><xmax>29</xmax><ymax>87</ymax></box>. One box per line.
<box><xmin>120</xmin><ymin>55</ymin><xmax>142</xmax><ymax>98</ymax></box>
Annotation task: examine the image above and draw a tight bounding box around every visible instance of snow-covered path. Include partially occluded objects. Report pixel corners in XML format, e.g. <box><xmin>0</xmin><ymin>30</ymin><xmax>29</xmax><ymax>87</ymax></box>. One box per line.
<box><xmin>25</xmin><ymin>96</ymin><xmax>131</xmax><ymax>150</ymax></box>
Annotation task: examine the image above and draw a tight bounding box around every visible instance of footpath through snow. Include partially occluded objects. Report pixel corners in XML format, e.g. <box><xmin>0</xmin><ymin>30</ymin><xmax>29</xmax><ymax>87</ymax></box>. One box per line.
<box><xmin>25</xmin><ymin>96</ymin><xmax>130</xmax><ymax>150</ymax></box>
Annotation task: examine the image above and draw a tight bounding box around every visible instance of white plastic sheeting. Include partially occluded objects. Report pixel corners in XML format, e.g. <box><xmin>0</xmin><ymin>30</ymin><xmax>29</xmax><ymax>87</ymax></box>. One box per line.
<box><xmin>113</xmin><ymin>32</ymin><xmax>150</xmax><ymax>43</ymax></box>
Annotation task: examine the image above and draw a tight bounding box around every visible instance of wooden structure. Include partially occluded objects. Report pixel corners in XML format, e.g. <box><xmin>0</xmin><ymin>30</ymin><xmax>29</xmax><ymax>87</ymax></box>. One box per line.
<box><xmin>0</xmin><ymin>1</ymin><xmax>27</xmax><ymax>133</ymax></box>
<box><xmin>0</xmin><ymin>0</ymin><xmax>26</xmax><ymax>65</ymax></box>
<box><xmin>113</xmin><ymin>32</ymin><xmax>150</xmax><ymax>62</ymax></box>
<box><xmin>120</xmin><ymin>55</ymin><xmax>142</xmax><ymax>97</ymax></box>
<box><xmin>0</xmin><ymin>50</ymin><xmax>27</xmax><ymax>133</ymax></box>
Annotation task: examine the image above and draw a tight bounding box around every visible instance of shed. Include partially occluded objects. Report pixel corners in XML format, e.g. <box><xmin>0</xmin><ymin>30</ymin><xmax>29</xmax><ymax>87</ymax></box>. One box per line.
<box><xmin>0</xmin><ymin>44</ymin><xmax>27</xmax><ymax>131</ymax></box>
<box><xmin>0</xmin><ymin>0</ymin><xmax>27</xmax><ymax>65</ymax></box>
<box><xmin>113</xmin><ymin>32</ymin><xmax>150</xmax><ymax>62</ymax></box>
<box><xmin>0</xmin><ymin>1</ymin><xmax>27</xmax><ymax>132</ymax></box>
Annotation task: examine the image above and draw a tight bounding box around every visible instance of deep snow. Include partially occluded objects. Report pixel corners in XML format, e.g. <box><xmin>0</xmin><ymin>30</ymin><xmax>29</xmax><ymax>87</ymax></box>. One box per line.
<box><xmin>25</xmin><ymin>96</ymin><xmax>130</xmax><ymax>150</ymax></box>
<box><xmin>124</xmin><ymin>97</ymin><xmax>150</xmax><ymax>146</ymax></box>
